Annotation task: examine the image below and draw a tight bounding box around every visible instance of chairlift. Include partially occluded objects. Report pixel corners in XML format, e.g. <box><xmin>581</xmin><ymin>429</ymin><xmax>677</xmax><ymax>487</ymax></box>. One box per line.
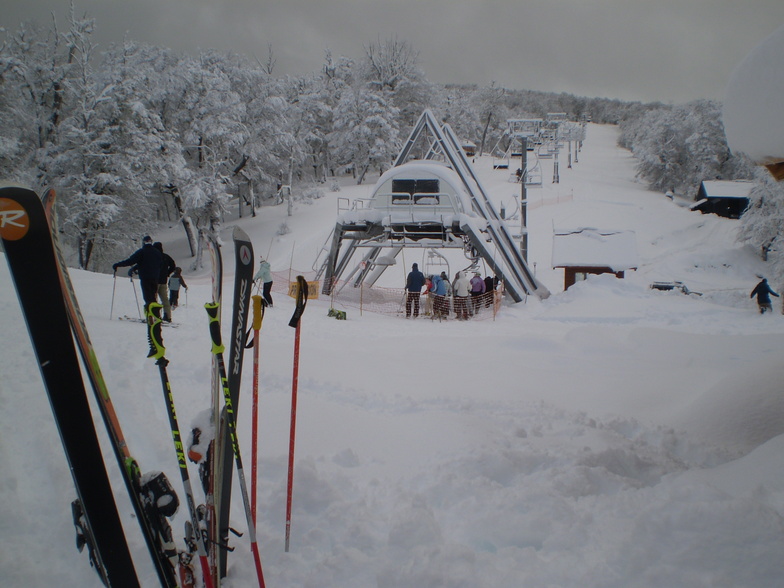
<box><xmin>524</xmin><ymin>158</ymin><xmax>543</xmax><ymax>187</ymax></box>
<box><xmin>493</xmin><ymin>152</ymin><xmax>510</xmax><ymax>170</ymax></box>
<box><xmin>499</xmin><ymin>197</ymin><xmax>520</xmax><ymax>221</ymax></box>
<box><xmin>424</xmin><ymin>248</ymin><xmax>450</xmax><ymax>279</ymax></box>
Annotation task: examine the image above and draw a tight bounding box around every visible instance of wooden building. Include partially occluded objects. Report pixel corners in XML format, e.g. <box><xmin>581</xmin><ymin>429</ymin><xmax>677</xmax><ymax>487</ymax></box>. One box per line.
<box><xmin>690</xmin><ymin>180</ymin><xmax>754</xmax><ymax>219</ymax></box>
<box><xmin>552</xmin><ymin>228</ymin><xmax>639</xmax><ymax>290</ymax></box>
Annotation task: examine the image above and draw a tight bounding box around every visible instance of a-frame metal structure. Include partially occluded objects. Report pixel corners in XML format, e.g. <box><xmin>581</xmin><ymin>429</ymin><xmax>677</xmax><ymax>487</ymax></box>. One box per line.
<box><xmin>317</xmin><ymin>109</ymin><xmax>550</xmax><ymax>303</ymax></box>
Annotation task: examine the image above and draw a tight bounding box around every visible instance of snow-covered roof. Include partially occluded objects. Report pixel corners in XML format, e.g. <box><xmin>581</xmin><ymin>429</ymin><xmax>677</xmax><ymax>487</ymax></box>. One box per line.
<box><xmin>551</xmin><ymin>228</ymin><xmax>638</xmax><ymax>271</ymax></box>
<box><xmin>700</xmin><ymin>180</ymin><xmax>755</xmax><ymax>199</ymax></box>
<box><xmin>370</xmin><ymin>160</ymin><xmax>473</xmax><ymax>214</ymax></box>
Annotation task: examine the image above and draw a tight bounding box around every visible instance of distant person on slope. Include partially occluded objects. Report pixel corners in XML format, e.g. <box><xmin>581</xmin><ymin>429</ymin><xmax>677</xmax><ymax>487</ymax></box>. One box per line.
<box><xmin>153</xmin><ymin>242</ymin><xmax>176</xmax><ymax>321</ymax></box>
<box><xmin>112</xmin><ymin>236</ymin><xmax>162</xmax><ymax>310</ymax></box>
<box><xmin>405</xmin><ymin>263</ymin><xmax>426</xmax><ymax>318</ymax></box>
<box><xmin>168</xmin><ymin>267</ymin><xmax>188</xmax><ymax>309</ymax></box>
<box><xmin>750</xmin><ymin>278</ymin><xmax>779</xmax><ymax>314</ymax></box>
<box><xmin>254</xmin><ymin>257</ymin><xmax>274</xmax><ymax>307</ymax></box>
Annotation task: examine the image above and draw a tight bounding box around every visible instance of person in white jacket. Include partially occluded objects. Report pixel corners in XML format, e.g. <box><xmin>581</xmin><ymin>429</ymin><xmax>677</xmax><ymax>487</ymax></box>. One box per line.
<box><xmin>452</xmin><ymin>272</ymin><xmax>471</xmax><ymax>320</ymax></box>
<box><xmin>254</xmin><ymin>257</ymin><xmax>274</xmax><ymax>307</ymax></box>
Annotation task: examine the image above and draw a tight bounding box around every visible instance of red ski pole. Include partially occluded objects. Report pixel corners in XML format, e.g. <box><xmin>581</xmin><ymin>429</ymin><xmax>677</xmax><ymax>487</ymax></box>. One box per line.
<box><xmin>285</xmin><ymin>276</ymin><xmax>308</xmax><ymax>552</ymax></box>
<box><xmin>250</xmin><ymin>295</ymin><xmax>264</xmax><ymax>524</ymax></box>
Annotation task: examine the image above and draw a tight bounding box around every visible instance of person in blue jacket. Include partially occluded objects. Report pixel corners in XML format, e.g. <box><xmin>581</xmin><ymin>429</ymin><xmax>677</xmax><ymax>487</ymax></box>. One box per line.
<box><xmin>750</xmin><ymin>278</ymin><xmax>779</xmax><ymax>314</ymax></box>
<box><xmin>429</xmin><ymin>273</ymin><xmax>448</xmax><ymax>318</ymax></box>
<box><xmin>113</xmin><ymin>236</ymin><xmax>162</xmax><ymax>310</ymax></box>
<box><xmin>405</xmin><ymin>263</ymin><xmax>426</xmax><ymax>318</ymax></box>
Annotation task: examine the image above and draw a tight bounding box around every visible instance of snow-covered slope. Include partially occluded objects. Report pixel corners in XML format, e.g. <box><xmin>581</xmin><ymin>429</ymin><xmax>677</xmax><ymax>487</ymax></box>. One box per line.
<box><xmin>3</xmin><ymin>124</ymin><xmax>784</xmax><ymax>587</ymax></box>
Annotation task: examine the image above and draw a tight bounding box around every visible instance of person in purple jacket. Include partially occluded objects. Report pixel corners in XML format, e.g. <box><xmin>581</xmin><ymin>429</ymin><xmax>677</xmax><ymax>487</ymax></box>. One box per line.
<box><xmin>470</xmin><ymin>272</ymin><xmax>486</xmax><ymax>314</ymax></box>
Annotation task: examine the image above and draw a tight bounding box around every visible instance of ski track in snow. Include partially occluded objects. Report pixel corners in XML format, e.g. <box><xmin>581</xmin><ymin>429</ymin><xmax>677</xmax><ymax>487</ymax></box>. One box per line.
<box><xmin>3</xmin><ymin>124</ymin><xmax>784</xmax><ymax>586</ymax></box>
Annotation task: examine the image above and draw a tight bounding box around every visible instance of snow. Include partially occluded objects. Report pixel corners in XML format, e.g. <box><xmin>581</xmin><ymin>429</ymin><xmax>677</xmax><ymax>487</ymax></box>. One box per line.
<box><xmin>3</xmin><ymin>124</ymin><xmax>784</xmax><ymax>586</ymax></box>
<box><xmin>700</xmin><ymin>180</ymin><xmax>755</xmax><ymax>199</ymax></box>
<box><xmin>723</xmin><ymin>23</ymin><xmax>784</xmax><ymax>165</ymax></box>
<box><xmin>551</xmin><ymin>228</ymin><xmax>639</xmax><ymax>272</ymax></box>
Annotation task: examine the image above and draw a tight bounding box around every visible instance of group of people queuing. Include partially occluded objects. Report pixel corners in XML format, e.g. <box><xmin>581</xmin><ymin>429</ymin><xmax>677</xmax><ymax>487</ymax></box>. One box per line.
<box><xmin>405</xmin><ymin>263</ymin><xmax>499</xmax><ymax>320</ymax></box>
<box><xmin>113</xmin><ymin>236</ymin><xmax>186</xmax><ymax>322</ymax></box>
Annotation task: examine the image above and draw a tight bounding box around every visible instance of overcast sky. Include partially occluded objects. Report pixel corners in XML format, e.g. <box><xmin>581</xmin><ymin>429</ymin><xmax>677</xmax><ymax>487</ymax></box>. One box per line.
<box><xmin>3</xmin><ymin>0</ymin><xmax>783</xmax><ymax>104</ymax></box>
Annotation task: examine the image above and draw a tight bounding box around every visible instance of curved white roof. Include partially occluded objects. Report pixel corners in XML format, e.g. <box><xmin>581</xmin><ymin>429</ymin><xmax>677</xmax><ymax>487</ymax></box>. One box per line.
<box><xmin>371</xmin><ymin>160</ymin><xmax>472</xmax><ymax>204</ymax></box>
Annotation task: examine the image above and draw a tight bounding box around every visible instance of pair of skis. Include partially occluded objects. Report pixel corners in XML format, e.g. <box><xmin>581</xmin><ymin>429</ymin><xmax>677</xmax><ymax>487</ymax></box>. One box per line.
<box><xmin>146</xmin><ymin>227</ymin><xmax>266</xmax><ymax>587</ymax></box>
<box><xmin>1</xmin><ymin>186</ymin><xmax>282</xmax><ymax>585</ymax></box>
<box><xmin>0</xmin><ymin>187</ymin><xmax>179</xmax><ymax>586</ymax></box>
<box><xmin>194</xmin><ymin>230</ymin><xmax>265</xmax><ymax>587</ymax></box>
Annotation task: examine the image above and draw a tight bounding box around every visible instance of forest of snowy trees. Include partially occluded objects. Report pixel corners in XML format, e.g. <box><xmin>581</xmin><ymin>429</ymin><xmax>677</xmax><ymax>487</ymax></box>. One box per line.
<box><xmin>2</xmin><ymin>10</ymin><xmax>783</xmax><ymax>279</ymax></box>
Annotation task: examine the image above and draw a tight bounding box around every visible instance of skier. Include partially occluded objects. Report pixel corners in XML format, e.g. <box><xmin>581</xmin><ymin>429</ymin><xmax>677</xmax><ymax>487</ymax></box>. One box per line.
<box><xmin>404</xmin><ymin>263</ymin><xmax>426</xmax><ymax>318</ymax></box>
<box><xmin>153</xmin><ymin>242</ymin><xmax>176</xmax><ymax>321</ymax></box>
<box><xmin>453</xmin><ymin>271</ymin><xmax>471</xmax><ymax>320</ymax></box>
<box><xmin>429</xmin><ymin>273</ymin><xmax>448</xmax><ymax>319</ymax></box>
<box><xmin>750</xmin><ymin>278</ymin><xmax>779</xmax><ymax>314</ymax></box>
<box><xmin>253</xmin><ymin>257</ymin><xmax>274</xmax><ymax>307</ymax></box>
<box><xmin>440</xmin><ymin>271</ymin><xmax>453</xmax><ymax>315</ymax></box>
<box><xmin>113</xmin><ymin>236</ymin><xmax>163</xmax><ymax>310</ymax></box>
<box><xmin>168</xmin><ymin>267</ymin><xmax>188</xmax><ymax>309</ymax></box>
<box><xmin>484</xmin><ymin>275</ymin><xmax>495</xmax><ymax>308</ymax></box>
<box><xmin>470</xmin><ymin>272</ymin><xmax>486</xmax><ymax>314</ymax></box>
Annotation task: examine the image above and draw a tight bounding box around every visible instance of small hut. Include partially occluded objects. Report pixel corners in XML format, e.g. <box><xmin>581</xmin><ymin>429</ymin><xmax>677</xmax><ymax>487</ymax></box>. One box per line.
<box><xmin>690</xmin><ymin>180</ymin><xmax>754</xmax><ymax>219</ymax></box>
<box><xmin>552</xmin><ymin>228</ymin><xmax>639</xmax><ymax>290</ymax></box>
<box><xmin>461</xmin><ymin>140</ymin><xmax>477</xmax><ymax>158</ymax></box>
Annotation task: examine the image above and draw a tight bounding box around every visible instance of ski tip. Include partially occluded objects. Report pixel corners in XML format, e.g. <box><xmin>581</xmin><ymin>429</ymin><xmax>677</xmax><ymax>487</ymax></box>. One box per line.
<box><xmin>232</xmin><ymin>226</ymin><xmax>251</xmax><ymax>242</ymax></box>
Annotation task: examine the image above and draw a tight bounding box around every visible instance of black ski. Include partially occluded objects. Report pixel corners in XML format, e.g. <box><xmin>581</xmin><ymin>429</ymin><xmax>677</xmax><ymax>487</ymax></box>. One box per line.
<box><xmin>216</xmin><ymin>227</ymin><xmax>255</xmax><ymax>579</ymax></box>
<box><xmin>41</xmin><ymin>189</ymin><xmax>182</xmax><ymax>588</ymax></box>
<box><xmin>0</xmin><ymin>186</ymin><xmax>139</xmax><ymax>586</ymax></box>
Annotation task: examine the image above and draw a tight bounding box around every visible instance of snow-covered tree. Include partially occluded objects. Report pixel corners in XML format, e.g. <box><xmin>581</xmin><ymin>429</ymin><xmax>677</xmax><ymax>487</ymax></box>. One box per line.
<box><xmin>0</xmin><ymin>19</ymin><xmax>72</xmax><ymax>187</ymax></box>
<box><xmin>621</xmin><ymin>100</ymin><xmax>741</xmax><ymax>196</ymax></box>
<box><xmin>164</xmin><ymin>51</ymin><xmax>248</xmax><ymax>245</ymax></box>
<box><xmin>329</xmin><ymin>86</ymin><xmax>400</xmax><ymax>184</ymax></box>
<box><xmin>361</xmin><ymin>36</ymin><xmax>431</xmax><ymax>128</ymax></box>
<box><xmin>737</xmin><ymin>169</ymin><xmax>784</xmax><ymax>281</ymax></box>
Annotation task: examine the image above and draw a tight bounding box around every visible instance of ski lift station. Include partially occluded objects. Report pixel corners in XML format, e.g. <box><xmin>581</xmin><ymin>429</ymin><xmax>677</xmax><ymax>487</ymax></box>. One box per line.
<box><xmin>316</xmin><ymin>110</ymin><xmax>550</xmax><ymax>303</ymax></box>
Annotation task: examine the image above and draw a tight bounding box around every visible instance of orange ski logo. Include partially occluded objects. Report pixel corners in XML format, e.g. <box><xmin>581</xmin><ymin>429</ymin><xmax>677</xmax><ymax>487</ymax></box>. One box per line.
<box><xmin>0</xmin><ymin>198</ymin><xmax>30</xmax><ymax>241</ymax></box>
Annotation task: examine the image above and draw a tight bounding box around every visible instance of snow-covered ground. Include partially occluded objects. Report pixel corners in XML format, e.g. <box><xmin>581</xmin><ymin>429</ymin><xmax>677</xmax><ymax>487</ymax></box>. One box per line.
<box><xmin>3</xmin><ymin>124</ymin><xmax>784</xmax><ymax>587</ymax></box>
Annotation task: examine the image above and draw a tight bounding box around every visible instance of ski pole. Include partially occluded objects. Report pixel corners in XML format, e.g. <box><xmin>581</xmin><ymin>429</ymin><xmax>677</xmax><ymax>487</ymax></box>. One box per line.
<box><xmin>147</xmin><ymin>303</ymin><xmax>216</xmax><ymax>588</ymax></box>
<box><xmin>204</xmin><ymin>301</ymin><xmax>266</xmax><ymax>587</ymax></box>
<box><xmin>250</xmin><ymin>295</ymin><xmax>265</xmax><ymax>526</ymax></box>
<box><xmin>285</xmin><ymin>276</ymin><xmax>308</xmax><ymax>553</ymax></box>
<box><xmin>110</xmin><ymin>271</ymin><xmax>118</xmax><ymax>320</ymax></box>
<box><xmin>130</xmin><ymin>274</ymin><xmax>142</xmax><ymax>319</ymax></box>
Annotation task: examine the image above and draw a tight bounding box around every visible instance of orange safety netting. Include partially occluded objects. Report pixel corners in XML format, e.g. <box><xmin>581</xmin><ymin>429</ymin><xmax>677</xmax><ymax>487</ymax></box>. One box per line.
<box><xmin>263</xmin><ymin>270</ymin><xmax>503</xmax><ymax>320</ymax></box>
